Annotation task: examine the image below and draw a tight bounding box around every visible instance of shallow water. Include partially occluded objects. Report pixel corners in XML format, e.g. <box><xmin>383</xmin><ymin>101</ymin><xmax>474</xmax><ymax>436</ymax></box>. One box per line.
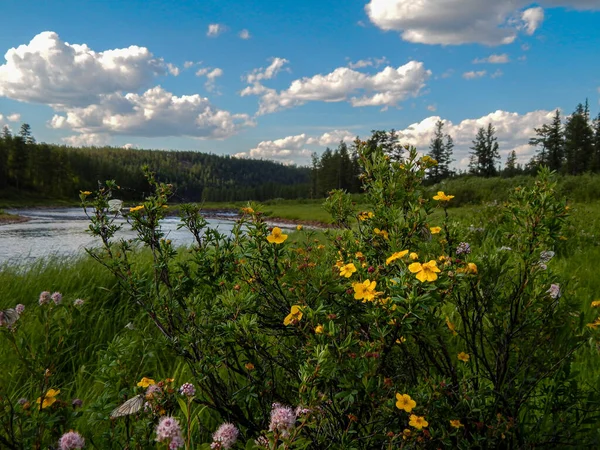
<box><xmin>0</xmin><ymin>208</ymin><xmax>239</xmax><ymax>266</ymax></box>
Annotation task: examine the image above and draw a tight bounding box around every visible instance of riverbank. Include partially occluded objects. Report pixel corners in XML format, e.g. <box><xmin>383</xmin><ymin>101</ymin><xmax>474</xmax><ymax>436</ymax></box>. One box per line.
<box><xmin>0</xmin><ymin>210</ymin><xmax>29</xmax><ymax>225</ymax></box>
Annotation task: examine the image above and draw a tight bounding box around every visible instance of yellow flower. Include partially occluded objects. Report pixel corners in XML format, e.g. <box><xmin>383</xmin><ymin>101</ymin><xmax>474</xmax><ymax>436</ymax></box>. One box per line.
<box><xmin>591</xmin><ymin>300</ymin><xmax>600</xmax><ymax>308</ymax></box>
<box><xmin>284</xmin><ymin>305</ymin><xmax>303</xmax><ymax>326</ymax></box>
<box><xmin>457</xmin><ymin>352</ymin><xmax>470</xmax><ymax>362</ymax></box>
<box><xmin>408</xmin><ymin>260</ymin><xmax>441</xmax><ymax>282</ymax></box>
<box><xmin>355</xmin><ymin>251</ymin><xmax>364</xmax><ymax>259</ymax></box>
<box><xmin>450</xmin><ymin>419</ymin><xmax>464</xmax><ymax>428</ymax></box>
<box><xmin>587</xmin><ymin>318</ymin><xmax>600</xmax><ymax>329</ymax></box>
<box><xmin>374</xmin><ymin>228</ymin><xmax>389</xmax><ymax>240</ymax></box>
<box><xmin>402</xmin><ymin>429</ymin><xmax>411</xmax><ymax>440</ymax></box>
<box><xmin>130</xmin><ymin>205</ymin><xmax>145</xmax><ymax>212</ymax></box>
<box><xmin>80</xmin><ymin>190</ymin><xmax>92</xmax><ymax>196</ymax></box>
<box><xmin>36</xmin><ymin>388</ymin><xmax>60</xmax><ymax>409</ymax></box>
<box><xmin>409</xmin><ymin>252</ymin><xmax>419</xmax><ymax>260</ymax></box>
<box><xmin>241</xmin><ymin>207</ymin><xmax>254</xmax><ymax>214</ymax></box>
<box><xmin>315</xmin><ymin>324</ymin><xmax>324</xmax><ymax>334</ymax></box>
<box><xmin>358</xmin><ymin>211</ymin><xmax>375</xmax><ymax>221</ymax></box>
<box><xmin>446</xmin><ymin>317</ymin><xmax>457</xmax><ymax>336</ymax></box>
<box><xmin>335</xmin><ymin>260</ymin><xmax>344</xmax><ymax>268</ymax></box>
<box><xmin>353</xmin><ymin>279</ymin><xmax>377</xmax><ymax>302</ymax></box>
<box><xmin>296</xmin><ymin>224</ymin><xmax>303</xmax><ymax>231</ymax></box>
<box><xmin>137</xmin><ymin>377</ymin><xmax>156</xmax><ymax>388</ymax></box>
<box><xmin>386</xmin><ymin>250</ymin><xmax>409</xmax><ymax>265</ymax></box>
<box><xmin>267</xmin><ymin>227</ymin><xmax>288</xmax><ymax>244</ymax></box>
<box><xmin>433</xmin><ymin>191</ymin><xmax>455</xmax><ymax>201</ymax></box>
<box><xmin>339</xmin><ymin>263</ymin><xmax>357</xmax><ymax>278</ymax></box>
<box><xmin>430</xmin><ymin>226</ymin><xmax>442</xmax><ymax>234</ymax></box>
<box><xmin>317</xmin><ymin>244</ymin><xmax>325</xmax><ymax>250</ymax></box>
<box><xmin>396</xmin><ymin>336</ymin><xmax>406</xmax><ymax>344</ymax></box>
<box><xmin>395</xmin><ymin>393</ymin><xmax>416</xmax><ymax>412</ymax></box>
<box><xmin>409</xmin><ymin>414</ymin><xmax>428</xmax><ymax>430</ymax></box>
<box><xmin>467</xmin><ymin>263</ymin><xmax>478</xmax><ymax>274</ymax></box>
<box><xmin>245</xmin><ymin>362</ymin><xmax>255</xmax><ymax>370</ymax></box>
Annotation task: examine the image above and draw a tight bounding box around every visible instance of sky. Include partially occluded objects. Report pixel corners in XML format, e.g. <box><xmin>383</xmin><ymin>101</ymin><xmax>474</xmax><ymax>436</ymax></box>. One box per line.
<box><xmin>0</xmin><ymin>0</ymin><xmax>599</xmax><ymax>169</ymax></box>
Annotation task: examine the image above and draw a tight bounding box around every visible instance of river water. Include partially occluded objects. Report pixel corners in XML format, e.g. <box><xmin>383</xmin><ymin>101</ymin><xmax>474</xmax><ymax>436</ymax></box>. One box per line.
<box><xmin>0</xmin><ymin>208</ymin><xmax>241</xmax><ymax>266</ymax></box>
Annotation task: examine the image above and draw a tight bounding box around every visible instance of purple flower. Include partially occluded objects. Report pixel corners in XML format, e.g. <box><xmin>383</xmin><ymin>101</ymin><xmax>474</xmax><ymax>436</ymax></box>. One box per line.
<box><xmin>255</xmin><ymin>436</ymin><xmax>269</xmax><ymax>448</ymax></box>
<box><xmin>51</xmin><ymin>292</ymin><xmax>62</xmax><ymax>305</ymax></box>
<box><xmin>146</xmin><ymin>384</ymin><xmax>162</xmax><ymax>397</ymax></box>
<box><xmin>72</xmin><ymin>398</ymin><xmax>83</xmax><ymax>408</ymax></box>
<box><xmin>73</xmin><ymin>299</ymin><xmax>85</xmax><ymax>307</ymax></box>
<box><xmin>211</xmin><ymin>423</ymin><xmax>239</xmax><ymax>449</ymax></box>
<box><xmin>269</xmin><ymin>403</ymin><xmax>296</xmax><ymax>437</ymax></box>
<box><xmin>15</xmin><ymin>304</ymin><xmax>25</xmax><ymax>314</ymax></box>
<box><xmin>547</xmin><ymin>283</ymin><xmax>561</xmax><ymax>299</ymax></box>
<box><xmin>39</xmin><ymin>291</ymin><xmax>51</xmax><ymax>305</ymax></box>
<box><xmin>456</xmin><ymin>242</ymin><xmax>471</xmax><ymax>255</ymax></box>
<box><xmin>17</xmin><ymin>398</ymin><xmax>28</xmax><ymax>405</ymax></box>
<box><xmin>155</xmin><ymin>416</ymin><xmax>182</xmax><ymax>443</ymax></box>
<box><xmin>169</xmin><ymin>435</ymin><xmax>185</xmax><ymax>449</ymax></box>
<box><xmin>58</xmin><ymin>431</ymin><xmax>85</xmax><ymax>449</ymax></box>
<box><xmin>295</xmin><ymin>406</ymin><xmax>312</xmax><ymax>416</ymax></box>
<box><xmin>179</xmin><ymin>382</ymin><xmax>196</xmax><ymax>397</ymax></box>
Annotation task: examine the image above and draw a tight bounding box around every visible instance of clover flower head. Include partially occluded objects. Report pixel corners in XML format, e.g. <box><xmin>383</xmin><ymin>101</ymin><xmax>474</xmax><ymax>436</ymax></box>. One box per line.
<box><xmin>15</xmin><ymin>304</ymin><xmax>25</xmax><ymax>314</ymax></box>
<box><xmin>169</xmin><ymin>435</ymin><xmax>184</xmax><ymax>449</ymax></box>
<box><xmin>73</xmin><ymin>299</ymin><xmax>85</xmax><ymax>307</ymax></box>
<box><xmin>547</xmin><ymin>283</ymin><xmax>561</xmax><ymax>299</ymax></box>
<box><xmin>58</xmin><ymin>431</ymin><xmax>85</xmax><ymax>449</ymax></box>
<box><xmin>146</xmin><ymin>384</ymin><xmax>162</xmax><ymax>397</ymax></box>
<box><xmin>51</xmin><ymin>292</ymin><xmax>62</xmax><ymax>305</ymax></box>
<box><xmin>155</xmin><ymin>416</ymin><xmax>182</xmax><ymax>442</ymax></box>
<box><xmin>18</xmin><ymin>398</ymin><xmax>28</xmax><ymax>405</ymax></box>
<box><xmin>39</xmin><ymin>291</ymin><xmax>51</xmax><ymax>305</ymax></box>
<box><xmin>456</xmin><ymin>242</ymin><xmax>471</xmax><ymax>255</ymax></box>
<box><xmin>179</xmin><ymin>382</ymin><xmax>196</xmax><ymax>397</ymax></box>
<box><xmin>211</xmin><ymin>423</ymin><xmax>239</xmax><ymax>449</ymax></box>
<box><xmin>269</xmin><ymin>403</ymin><xmax>296</xmax><ymax>437</ymax></box>
<box><xmin>72</xmin><ymin>398</ymin><xmax>83</xmax><ymax>408</ymax></box>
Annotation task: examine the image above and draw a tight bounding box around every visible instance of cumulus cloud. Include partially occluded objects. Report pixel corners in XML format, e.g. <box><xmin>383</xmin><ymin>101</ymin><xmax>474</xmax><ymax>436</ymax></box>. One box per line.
<box><xmin>243</xmin><ymin>61</ymin><xmax>431</xmax><ymax>115</ymax></box>
<box><xmin>365</xmin><ymin>0</ymin><xmax>600</xmax><ymax>45</ymax></box>
<box><xmin>463</xmin><ymin>70</ymin><xmax>487</xmax><ymax>79</ymax></box>
<box><xmin>196</xmin><ymin>67</ymin><xmax>224</xmax><ymax>91</ymax></box>
<box><xmin>183</xmin><ymin>61</ymin><xmax>196</xmax><ymax>69</ymax></box>
<box><xmin>207</xmin><ymin>24</ymin><xmax>226</xmax><ymax>37</ymax></box>
<box><xmin>473</xmin><ymin>54</ymin><xmax>510</xmax><ymax>64</ymax></box>
<box><xmin>239</xmin><ymin>29</ymin><xmax>251</xmax><ymax>39</ymax></box>
<box><xmin>234</xmin><ymin>129</ymin><xmax>355</xmax><ymax>164</ymax></box>
<box><xmin>166</xmin><ymin>63</ymin><xmax>180</xmax><ymax>76</ymax></box>
<box><xmin>0</xmin><ymin>31</ymin><xmax>167</xmax><ymax>107</ymax></box>
<box><xmin>490</xmin><ymin>69</ymin><xmax>504</xmax><ymax>79</ymax></box>
<box><xmin>394</xmin><ymin>109</ymin><xmax>557</xmax><ymax>168</ymax></box>
<box><xmin>49</xmin><ymin>86</ymin><xmax>254</xmax><ymax>140</ymax></box>
<box><xmin>244</xmin><ymin>57</ymin><xmax>290</xmax><ymax>84</ymax></box>
<box><xmin>347</xmin><ymin>56</ymin><xmax>389</xmax><ymax>69</ymax></box>
<box><xmin>6</xmin><ymin>113</ymin><xmax>21</xmax><ymax>122</ymax></box>
<box><xmin>63</xmin><ymin>133</ymin><xmax>109</xmax><ymax>147</ymax></box>
<box><xmin>427</xmin><ymin>104</ymin><xmax>437</xmax><ymax>112</ymax></box>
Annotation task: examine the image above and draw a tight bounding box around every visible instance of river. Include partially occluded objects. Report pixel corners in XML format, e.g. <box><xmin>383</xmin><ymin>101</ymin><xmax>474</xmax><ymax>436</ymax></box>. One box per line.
<box><xmin>0</xmin><ymin>208</ymin><xmax>241</xmax><ymax>266</ymax></box>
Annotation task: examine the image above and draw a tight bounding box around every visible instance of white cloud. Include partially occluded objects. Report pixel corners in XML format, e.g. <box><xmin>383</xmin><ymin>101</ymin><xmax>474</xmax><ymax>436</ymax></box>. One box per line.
<box><xmin>521</xmin><ymin>7</ymin><xmax>545</xmax><ymax>35</ymax></box>
<box><xmin>463</xmin><ymin>70</ymin><xmax>487</xmax><ymax>79</ymax></box>
<box><xmin>427</xmin><ymin>104</ymin><xmax>437</xmax><ymax>112</ymax></box>
<box><xmin>521</xmin><ymin>44</ymin><xmax>531</xmax><ymax>51</ymax></box>
<box><xmin>347</xmin><ymin>56</ymin><xmax>389</xmax><ymax>69</ymax></box>
<box><xmin>63</xmin><ymin>133</ymin><xmax>109</xmax><ymax>147</ymax></box>
<box><xmin>207</xmin><ymin>24</ymin><xmax>226</xmax><ymax>37</ymax></box>
<box><xmin>166</xmin><ymin>63</ymin><xmax>180</xmax><ymax>76</ymax></box>
<box><xmin>7</xmin><ymin>113</ymin><xmax>21</xmax><ymax>122</ymax></box>
<box><xmin>234</xmin><ymin>129</ymin><xmax>355</xmax><ymax>164</ymax></box>
<box><xmin>183</xmin><ymin>61</ymin><xmax>196</xmax><ymax>69</ymax></box>
<box><xmin>365</xmin><ymin>0</ymin><xmax>600</xmax><ymax>45</ymax></box>
<box><xmin>239</xmin><ymin>29</ymin><xmax>251</xmax><ymax>40</ymax></box>
<box><xmin>490</xmin><ymin>69</ymin><xmax>504</xmax><ymax>79</ymax></box>
<box><xmin>49</xmin><ymin>86</ymin><xmax>254</xmax><ymax>140</ymax></box>
<box><xmin>244</xmin><ymin>57</ymin><xmax>290</xmax><ymax>84</ymax></box>
<box><xmin>196</xmin><ymin>67</ymin><xmax>224</xmax><ymax>91</ymax></box>
<box><xmin>394</xmin><ymin>109</ymin><xmax>557</xmax><ymax>168</ymax></box>
<box><xmin>122</xmin><ymin>143</ymin><xmax>138</xmax><ymax>149</ymax></box>
<box><xmin>0</xmin><ymin>31</ymin><xmax>167</xmax><ymax>107</ymax></box>
<box><xmin>473</xmin><ymin>53</ymin><xmax>510</xmax><ymax>64</ymax></box>
<box><xmin>244</xmin><ymin>61</ymin><xmax>431</xmax><ymax>115</ymax></box>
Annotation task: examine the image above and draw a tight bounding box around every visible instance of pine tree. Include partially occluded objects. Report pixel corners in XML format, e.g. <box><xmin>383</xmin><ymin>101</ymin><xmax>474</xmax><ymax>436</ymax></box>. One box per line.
<box><xmin>19</xmin><ymin>123</ymin><xmax>36</xmax><ymax>145</ymax></box>
<box><xmin>426</xmin><ymin>120</ymin><xmax>454</xmax><ymax>182</ymax></box>
<box><xmin>469</xmin><ymin>123</ymin><xmax>500</xmax><ymax>177</ymax></box>
<box><xmin>564</xmin><ymin>102</ymin><xmax>594</xmax><ymax>174</ymax></box>
<box><xmin>529</xmin><ymin>109</ymin><xmax>564</xmax><ymax>171</ymax></box>
<box><xmin>504</xmin><ymin>150</ymin><xmax>518</xmax><ymax>177</ymax></box>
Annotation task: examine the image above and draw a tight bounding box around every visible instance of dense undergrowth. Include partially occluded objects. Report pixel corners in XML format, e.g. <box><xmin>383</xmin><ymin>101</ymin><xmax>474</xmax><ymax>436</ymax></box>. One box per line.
<box><xmin>2</xmin><ymin>146</ymin><xmax>600</xmax><ymax>449</ymax></box>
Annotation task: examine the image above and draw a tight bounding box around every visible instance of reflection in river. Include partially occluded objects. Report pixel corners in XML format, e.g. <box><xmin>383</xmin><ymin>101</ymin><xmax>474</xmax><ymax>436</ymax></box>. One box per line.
<box><xmin>0</xmin><ymin>208</ymin><xmax>238</xmax><ymax>266</ymax></box>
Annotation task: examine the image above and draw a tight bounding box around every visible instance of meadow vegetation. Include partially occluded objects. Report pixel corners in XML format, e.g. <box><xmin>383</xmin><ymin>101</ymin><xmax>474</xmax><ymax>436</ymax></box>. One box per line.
<box><xmin>2</xmin><ymin>144</ymin><xmax>600</xmax><ymax>449</ymax></box>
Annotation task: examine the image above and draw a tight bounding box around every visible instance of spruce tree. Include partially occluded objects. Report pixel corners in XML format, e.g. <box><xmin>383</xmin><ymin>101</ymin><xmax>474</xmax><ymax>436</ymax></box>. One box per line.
<box><xmin>426</xmin><ymin>120</ymin><xmax>454</xmax><ymax>182</ymax></box>
<box><xmin>528</xmin><ymin>109</ymin><xmax>564</xmax><ymax>172</ymax></box>
<box><xmin>504</xmin><ymin>150</ymin><xmax>518</xmax><ymax>177</ymax></box>
<box><xmin>564</xmin><ymin>102</ymin><xmax>594</xmax><ymax>174</ymax></box>
<box><xmin>469</xmin><ymin>123</ymin><xmax>500</xmax><ymax>177</ymax></box>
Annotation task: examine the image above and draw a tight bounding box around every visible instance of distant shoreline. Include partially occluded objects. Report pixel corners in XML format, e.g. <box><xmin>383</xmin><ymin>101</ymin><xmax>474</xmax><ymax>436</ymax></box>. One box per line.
<box><xmin>0</xmin><ymin>214</ymin><xmax>30</xmax><ymax>225</ymax></box>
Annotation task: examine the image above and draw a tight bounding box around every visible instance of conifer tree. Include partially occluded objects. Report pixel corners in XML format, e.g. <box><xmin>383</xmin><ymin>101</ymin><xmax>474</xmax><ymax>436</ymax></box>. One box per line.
<box><xmin>469</xmin><ymin>123</ymin><xmax>500</xmax><ymax>177</ymax></box>
<box><xmin>529</xmin><ymin>109</ymin><xmax>564</xmax><ymax>171</ymax></box>
<box><xmin>426</xmin><ymin>120</ymin><xmax>454</xmax><ymax>182</ymax></box>
<box><xmin>564</xmin><ymin>101</ymin><xmax>594</xmax><ymax>174</ymax></box>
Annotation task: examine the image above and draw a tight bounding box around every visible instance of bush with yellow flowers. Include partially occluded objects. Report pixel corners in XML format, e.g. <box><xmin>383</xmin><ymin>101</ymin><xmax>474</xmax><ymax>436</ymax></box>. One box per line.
<box><xmin>66</xmin><ymin>144</ymin><xmax>600</xmax><ymax>448</ymax></box>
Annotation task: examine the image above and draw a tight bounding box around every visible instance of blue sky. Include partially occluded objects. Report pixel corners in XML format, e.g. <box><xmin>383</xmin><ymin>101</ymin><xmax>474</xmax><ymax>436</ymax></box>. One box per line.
<box><xmin>0</xmin><ymin>0</ymin><xmax>599</xmax><ymax>168</ymax></box>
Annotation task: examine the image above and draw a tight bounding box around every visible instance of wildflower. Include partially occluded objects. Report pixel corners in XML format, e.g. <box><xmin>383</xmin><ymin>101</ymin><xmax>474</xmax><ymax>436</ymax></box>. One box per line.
<box><xmin>137</xmin><ymin>377</ymin><xmax>156</xmax><ymax>388</ymax></box>
<box><xmin>269</xmin><ymin>403</ymin><xmax>296</xmax><ymax>437</ymax></box>
<box><xmin>245</xmin><ymin>362</ymin><xmax>255</xmax><ymax>370</ymax></box>
<box><xmin>296</xmin><ymin>224</ymin><xmax>303</xmax><ymax>231</ymax></box>
<box><xmin>317</xmin><ymin>244</ymin><xmax>325</xmax><ymax>250</ymax></box>
<box><xmin>155</xmin><ymin>416</ymin><xmax>183</xmax><ymax>445</ymax></box>
<box><xmin>339</xmin><ymin>263</ymin><xmax>357</xmax><ymax>278</ymax></box>
<box><xmin>499</xmin><ymin>246</ymin><xmax>512</xmax><ymax>251</ymax></box>
<box><xmin>355</xmin><ymin>251</ymin><xmax>364</xmax><ymax>258</ymax></box>
<box><xmin>395</xmin><ymin>394</ymin><xmax>416</xmax><ymax>412</ymax></box>
<box><xmin>170</xmin><ymin>435</ymin><xmax>185</xmax><ymax>449</ymax></box>
<box><xmin>58</xmin><ymin>431</ymin><xmax>85</xmax><ymax>449</ymax></box>
<box><xmin>457</xmin><ymin>352</ymin><xmax>470</xmax><ymax>362</ymax></box>
<box><xmin>335</xmin><ymin>260</ymin><xmax>344</xmax><ymax>268</ymax></box>
<box><xmin>51</xmin><ymin>292</ymin><xmax>62</xmax><ymax>305</ymax></box>
<box><xmin>39</xmin><ymin>291</ymin><xmax>51</xmax><ymax>305</ymax></box>
<box><xmin>211</xmin><ymin>423</ymin><xmax>239</xmax><ymax>449</ymax></box>
<box><xmin>409</xmin><ymin>252</ymin><xmax>419</xmax><ymax>260</ymax></box>
<box><xmin>295</xmin><ymin>406</ymin><xmax>311</xmax><ymax>416</ymax></box>
<box><xmin>456</xmin><ymin>242</ymin><xmax>471</xmax><ymax>255</ymax></box>
<box><xmin>450</xmin><ymin>419</ymin><xmax>464</xmax><ymax>428</ymax></box>
<box><xmin>386</xmin><ymin>250</ymin><xmax>409</xmax><ymax>265</ymax></box>
<box><xmin>358</xmin><ymin>211</ymin><xmax>374</xmax><ymax>221</ymax></box>
<box><xmin>408</xmin><ymin>260</ymin><xmax>441</xmax><ymax>282</ymax></box>
<box><xmin>241</xmin><ymin>207</ymin><xmax>254</xmax><ymax>214</ymax></box>
<box><xmin>466</xmin><ymin>263</ymin><xmax>478</xmax><ymax>274</ymax></box>
<box><xmin>446</xmin><ymin>317</ymin><xmax>457</xmax><ymax>335</ymax></box>
<box><xmin>402</xmin><ymin>429</ymin><xmax>411</xmax><ymax>440</ymax></box>
<box><xmin>283</xmin><ymin>305</ymin><xmax>303</xmax><ymax>326</ymax></box>
<box><xmin>547</xmin><ymin>283</ymin><xmax>561</xmax><ymax>299</ymax></box>
<box><xmin>591</xmin><ymin>300</ymin><xmax>600</xmax><ymax>308</ymax></box>
<box><xmin>73</xmin><ymin>299</ymin><xmax>84</xmax><ymax>307</ymax></box>
<box><xmin>18</xmin><ymin>398</ymin><xmax>28</xmax><ymax>405</ymax></box>
<box><xmin>315</xmin><ymin>324</ymin><xmax>324</xmax><ymax>334</ymax></box>
<box><xmin>587</xmin><ymin>318</ymin><xmax>600</xmax><ymax>329</ymax></box>
<box><xmin>353</xmin><ymin>279</ymin><xmax>377</xmax><ymax>302</ymax></box>
<box><xmin>14</xmin><ymin>304</ymin><xmax>25</xmax><ymax>315</ymax></box>
<box><xmin>267</xmin><ymin>227</ymin><xmax>288</xmax><ymax>244</ymax></box>
<box><xmin>80</xmin><ymin>190</ymin><xmax>92</xmax><ymax>196</ymax></box>
<box><xmin>539</xmin><ymin>250</ymin><xmax>555</xmax><ymax>264</ymax></box>
<box><xmin>146</xmin><ymin>384</ymin><xmax>162</xmax><ymax>398</ymax></box>
<box><xmin>179</xmin><ymin>383</ymin><xmax>196</xmax><ymax>397</ymax></box>
<box><xmin>433</xmin><ymin>191</ymin><xmax>454</xmax><ymax>201</ymax></box>
<box><xmin>374</xmin><ymin>228</ymin><xmax>389</xmax><ymax>240</ymax></box>
<box><xmin>409</xmin><ymin>414</ymin><xmax>428</xmax><ymax>430</ymax></box>
<box><xmin>72</xmin><ymin>398</ymin><xmax>83</xmax><ymax>408</ymax></box>
<box><xmin>396</xmin><ymin>336</ymin><xmax>406</xmax><ymax>344</ymax></box>
<box><xmin>130</xmin><ymin>205</ymin><xmax>144</xmax><ymax>212</ymax></box>
<box><xmin>36</xmin><ymin>388</ymin><xmax>60</xmax><ymax>409</ymax></box>
<box><xmin>430</xmin><ymin>226</ymin><xmax>442</xmax><ymax>234</ymax></box>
